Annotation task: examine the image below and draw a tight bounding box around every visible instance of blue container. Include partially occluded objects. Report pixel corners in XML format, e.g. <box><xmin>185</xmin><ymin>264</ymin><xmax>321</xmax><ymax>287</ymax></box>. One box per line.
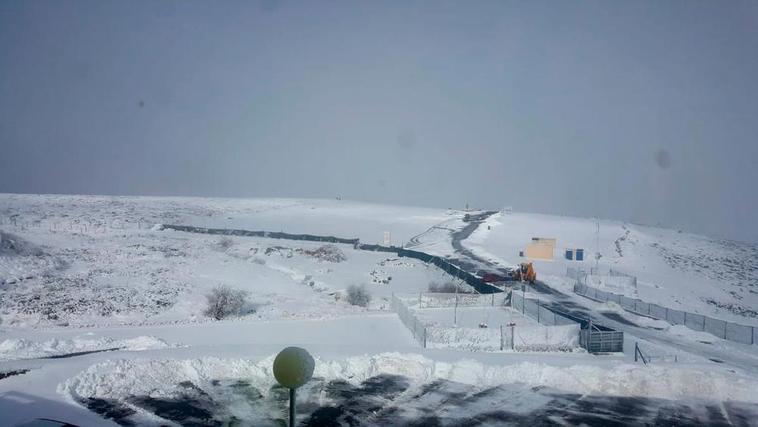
<box><xmin>576</xmin><ymin>249</ymin><xmax>584</xmax><ymax>261</ymax></box>
<box><xmin>565</xmin><ymin>249</ymin><xmax>573</xmax><ymax>260</ymax></box>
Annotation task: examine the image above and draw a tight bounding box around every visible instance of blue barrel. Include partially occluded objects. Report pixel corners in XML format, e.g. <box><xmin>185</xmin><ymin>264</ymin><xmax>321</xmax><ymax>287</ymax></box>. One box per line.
<box><xmin>576</xmin><ymin>249</ymin><xmax>584</xmax><ymax>261</ymax></box>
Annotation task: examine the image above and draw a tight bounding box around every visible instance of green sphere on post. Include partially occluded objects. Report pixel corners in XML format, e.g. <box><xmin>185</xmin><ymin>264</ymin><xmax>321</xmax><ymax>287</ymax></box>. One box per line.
<box><xmin>273</xmin><ymin>347</ymin><xmax>314</xmax><ymax>427</ymax></box>
<box><xmin>273</xmin><ymin>346</ymin><xmax>315</xmax><ymax>389</ymax></box>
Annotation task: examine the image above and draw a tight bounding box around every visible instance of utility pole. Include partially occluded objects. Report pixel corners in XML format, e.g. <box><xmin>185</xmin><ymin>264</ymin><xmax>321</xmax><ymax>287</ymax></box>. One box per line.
<box><xmin>594</xmin><ymin>218</ymin><xmax>600</xmax><ymax>273</ymax></box>
<box><xmin>453</xmin><ymin>277</ymin><xmax>460</xmax><ymax>326</ymax></box>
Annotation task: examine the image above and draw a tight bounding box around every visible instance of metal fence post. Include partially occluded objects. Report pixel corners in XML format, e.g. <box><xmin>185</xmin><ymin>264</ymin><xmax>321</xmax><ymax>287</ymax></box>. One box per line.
<box><xmin>423</xmin><ymin>327</ymin><xmax>427</xmax><ymax>348</ymax></box>
<box><xmin>665</xmin><ymin>307</ymin><xmax>669</xmax><ymax>321</ymax></box>
<box><xmin>537</xmin><ymin>299</ymin><xmax>540</xmax><ymax>323</ymax></box>
<box><xmin>684</xmin><ymin>312</ymin><xmax>687</xmax><ymax>325</ymax></box>
<box><xmin>702</xmin><ymin>316</ymin><xmax>706</xmax><ymax>332</ymax></box>
<box><xmin>500</xmin><ymin>325</ymin><xmax>504</xmax><ymax>351</ymax></box>
<box><xmin>723</xmin><ymin>322</ymin><xmax>727</xmax><ymax>340</ymax></box>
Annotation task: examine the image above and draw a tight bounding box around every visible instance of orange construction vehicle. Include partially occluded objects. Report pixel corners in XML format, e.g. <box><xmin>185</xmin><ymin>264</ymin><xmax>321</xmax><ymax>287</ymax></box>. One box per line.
<box><xmin>515</xmin><ymin>262</ymin><xmax>537</xmax><ymax>284</ymax></box>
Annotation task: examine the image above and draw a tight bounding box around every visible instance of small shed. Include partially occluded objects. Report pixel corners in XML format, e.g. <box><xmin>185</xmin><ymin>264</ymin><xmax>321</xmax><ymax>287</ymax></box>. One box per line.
<box><xmin>525</xmin><ymin>237</ymin><xmax>556</xmax><ymax>260</ymax></box>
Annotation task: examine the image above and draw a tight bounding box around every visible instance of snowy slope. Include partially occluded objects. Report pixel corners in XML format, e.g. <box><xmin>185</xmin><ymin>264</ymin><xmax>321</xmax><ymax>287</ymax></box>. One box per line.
<box><xmin>465</xmin><ymin>212</ymin><xmax>758</xmax><ymax>325</ymax></box>
<box><xmin>0</xmin><ymin>195</ymin><xmax>462</xmax><ymax>328</ymax></box>
<box><xmin>1</xmin><ymin>194</ymin><xmax>758</xmax><ymax>425</ymax></box>
<box><xmin>0</xmin><ymin>194</ymin><xmax>455</xmax><ymax>245</ymax></box>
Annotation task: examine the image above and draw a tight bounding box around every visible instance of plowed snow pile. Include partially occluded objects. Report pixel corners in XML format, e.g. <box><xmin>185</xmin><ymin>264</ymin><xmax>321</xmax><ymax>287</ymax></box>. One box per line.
<box><xmin>0</xmin><ymin>335</ymin><xmax>175</xmax><ymax>360</ymax></box>
<box><xmin>62</xmin><ymin>353</ymin><xmax>758</xmax><ymax>405</ymax></box>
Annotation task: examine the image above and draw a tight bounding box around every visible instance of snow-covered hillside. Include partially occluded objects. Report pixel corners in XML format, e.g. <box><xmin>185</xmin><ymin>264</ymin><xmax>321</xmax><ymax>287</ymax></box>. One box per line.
<box><xmin>1</xmin><ymin>194</ymin><xmax>758</xmax><ymax>426</ymax></box>
<box><xmin>465</xmin><ymin>212</ymin><xmax>758</xmax><ymax>325</ymax></box>
<box><xmin>0</xmin><ymin>195</ymin><xmax>461</xmax><ymax>328</ymax></box>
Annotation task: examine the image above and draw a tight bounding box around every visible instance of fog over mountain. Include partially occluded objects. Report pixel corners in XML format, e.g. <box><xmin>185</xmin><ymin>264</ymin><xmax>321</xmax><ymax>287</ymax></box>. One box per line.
<box><xmin>1</xmin><ymin>1</ymin><xmax>757</xmax><ymax>242</ymax></box>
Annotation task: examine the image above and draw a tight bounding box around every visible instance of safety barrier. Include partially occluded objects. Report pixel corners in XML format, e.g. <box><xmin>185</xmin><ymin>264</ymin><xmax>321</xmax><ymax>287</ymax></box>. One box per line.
<box><xmin>511</xmin><ymin>291</ymin><xmax>621</xmax><ymax>353</ymax></box>
<box><xmin>510</xmin><ymin>291</ymin><xmax>576</xmax><ymax>326</ymax></box>
<box><xmin>390</xmin><ymin>294</ymin><xmax>428</xmax><ymax>347</ymax></box>
<box><xmin>580</xmin><ymin>329</ymin><xmax>624</xmax><ymax>353</ymax></box>
<box><xmin>417</xmin><ymin>292</ymin><xmax>505</xmax><ymax>309</ymax></box>
<box><xmin>574</xmin><ymin>283</ymin><xmax>756</xmax><ymax>345</ymax></box>
<box><xmin>391</xmin><ymin>294</ymin><xmax>579</xmax><ymax>352</ymax></box>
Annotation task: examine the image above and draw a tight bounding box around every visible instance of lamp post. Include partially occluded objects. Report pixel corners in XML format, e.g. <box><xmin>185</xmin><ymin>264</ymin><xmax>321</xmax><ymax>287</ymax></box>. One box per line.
<box><xmin>273</xmin><ymin>347</ymin><xmax>315</xmax><ymax>427</ymax></box>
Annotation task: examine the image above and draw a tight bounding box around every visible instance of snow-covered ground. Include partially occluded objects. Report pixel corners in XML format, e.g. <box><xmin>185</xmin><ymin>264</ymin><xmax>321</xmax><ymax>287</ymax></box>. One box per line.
<box><xmin>0</xmin><ymin>335</ymin><xmax>176</xmax><ymax>361</ymax></box>
<box><xmin>465</xmin><ymin>211</ymin><xmax>758</xmax><ymax>326</ymax></box>
<box><xmin>413</xmin><ymin>306</ymin><xmax>535</xmax><ymax>329</ymax></box>
<box><xmin>57</xmin><ymin>353</ymin><xmax>758</xmax><ymax>426</ymax></box>
<box><xmin>1</xmin><ymin>194</ymin><xmax>757</xmax><ymax>425</ymax></box>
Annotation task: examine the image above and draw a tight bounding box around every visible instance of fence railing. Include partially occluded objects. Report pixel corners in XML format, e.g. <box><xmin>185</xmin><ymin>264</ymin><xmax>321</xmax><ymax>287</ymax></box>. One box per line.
<box><xmin>634</xmin><ymin>341</ymin><xmax>679</xmax><ymax>364</ymax></box>
<box><xmin>580</xmin><ymin>329</ymin><xmax>624</xmax><ymax>353</ymax></box>
<box><xmin>510</xmin><ymin>291</ymin><xmax>576</xmax><ymax>326</ymax></box>
<box><xmin>568</xmin><ymin>266</ymin><xmax>637</xmax><ymax>290</ymax></box>
<box><xmin>511</xmin><ymin>290</ymin><xmax>622</xmax><ymax>353</ymax></box>
<box><xmin>574</xmin><ymin>283</ymin><xmax>756</xmax><ymax>346</ymax></box>
<box><xmin>390</xmin><ymin>294</ymin><xmax>428</xmax><ymax>347</ymax></box>
<box><xmin>417</xmin><ymin>292</ymin><xmax>506</xmax><ymax>309</ymax></box>
<box><xmin>391</xmin><ymin>294</ymin><xmax>579</xmax><ymax>352</ymax></box>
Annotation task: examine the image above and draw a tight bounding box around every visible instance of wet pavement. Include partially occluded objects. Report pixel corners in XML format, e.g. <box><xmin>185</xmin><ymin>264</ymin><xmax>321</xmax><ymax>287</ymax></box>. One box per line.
<box><xmin>77</xmin><ymin>374</ymin><xmax>758</xmax><ymax>426</ymax></box>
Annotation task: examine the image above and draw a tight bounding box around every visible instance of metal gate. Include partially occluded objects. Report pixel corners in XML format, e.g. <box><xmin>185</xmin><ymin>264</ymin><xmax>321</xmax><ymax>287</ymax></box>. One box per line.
<box><xmin>580</xmin><ymin>329</ymin><xmax>624</xmax><ymax>353</ymax></box>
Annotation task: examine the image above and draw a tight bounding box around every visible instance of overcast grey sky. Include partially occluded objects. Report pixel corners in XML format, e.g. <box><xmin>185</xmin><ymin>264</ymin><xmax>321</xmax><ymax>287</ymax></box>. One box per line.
<box><xmin>1</xmin><ymin>1</ymin><xmax>757</xmax><ymax>242</ymax></box>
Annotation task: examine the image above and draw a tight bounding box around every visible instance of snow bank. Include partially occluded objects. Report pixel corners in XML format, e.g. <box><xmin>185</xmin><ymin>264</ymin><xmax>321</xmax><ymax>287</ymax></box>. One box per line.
<box><xmin>667</xmin><ymin>324</ymin><xmax>718</xmax><ymax>343</ymax></box>
<box><xmin>424</xmin><ymin>324</ymin><xmax>580</xmax><ymax>352</ymax></box>
<box><xmin>60</xmin><ymin>353</ymin><xmax>758</xmax><ymax>405</ymax></box>
<box><xmin>511</xmin><ymin>324</ymin><xmax>580</xmax><ymax>351</ymax></box>
<box><xmin>0</xmin><ymin>335</ymin><xmax>176</xmax><ymax>361</ymax></box>
<box><xmin>425</xmin><ymin>326</ymin><xmax>502</xmax><ymax>352</ymax></box>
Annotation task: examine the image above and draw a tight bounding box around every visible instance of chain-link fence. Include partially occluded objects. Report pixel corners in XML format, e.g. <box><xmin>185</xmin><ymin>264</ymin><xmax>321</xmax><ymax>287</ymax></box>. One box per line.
<box><xmin>391</xmin><ymin>293</ymin><xmax>580</xmax><ymax>352</ymax></box>
<box><xmin>425</xmin><ymin>325</ymin><xmax>503</xmax><ymax>351</ymax></box>
<box><xmin>568</xmin><ymin>267</ymin><xmax>636</xmax><ymax>290</ymax></box>
<box><xmin>390</xmin><ymin>294</ymin><xmax>428</xmax><ymax>347</ymax></box>
<box><xmin>511</xmin><ymin>290</ymin><xmax>621</xmax><ymax>352</ymax></box>
<box><xmin>510</xmin><ymin>291</ymin><xmax>576</xmax><ymax>326</ymax></box>
<box><xmin>609</xmin><ymin>268</ymin><xmax>638</xmax><ymax>288</ymax></box>
<box><xmin>573</xmin><ymin>283</ymin><xmax>756</xmax><ymax>345</ymax></box>
<box><xmin>418</xmin><ymin>292</ymin><xmax>506</xmax><ymax>309</ymax></box>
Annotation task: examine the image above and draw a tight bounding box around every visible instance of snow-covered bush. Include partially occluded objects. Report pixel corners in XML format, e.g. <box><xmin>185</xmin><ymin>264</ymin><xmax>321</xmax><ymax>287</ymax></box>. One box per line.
<box><xmin>0</xmin><ymin>231</ymin><xmax>43</xmax><ymax>256</ymax></box>
<box><xmin>264</xmin><ymin>246</ymin><xmax>294</xmax><ymax>258</ymax></box>
<box><xmin>300</xmin><ymin>244</ymin><xmax>347</xmax><ymax>263</ymax></box>
<box><xmin>204</xmin><ymin>285</ymin><xmax>251</xmax><ymax>320</ymax></box>
<box><xmin>216</xmin><ymin>237</ymin><xmax>234</xmax><ymax>251</ymax></box>
<box><xmin>346</xmin><ymin>284</ymin><xmax>371</xmax><ymax>307</ymax></box>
